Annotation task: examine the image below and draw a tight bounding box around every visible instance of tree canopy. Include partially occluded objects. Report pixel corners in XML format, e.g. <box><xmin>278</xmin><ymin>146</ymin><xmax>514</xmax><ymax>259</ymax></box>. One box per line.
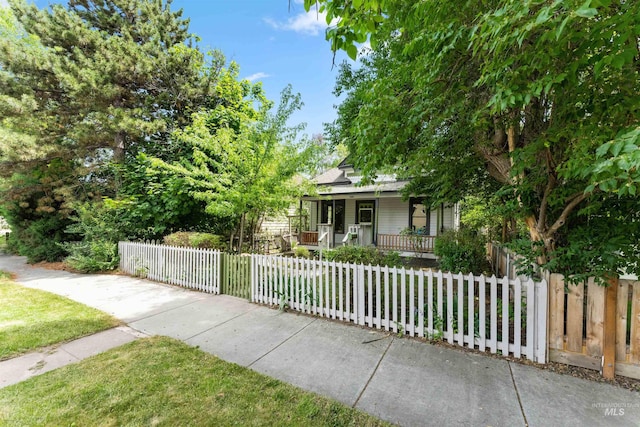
<box><xmin>0</xmin><ymin>0</ymin><xmax>316</xmax><ymax>263</ymax></box>
<box><xmin>151</xmin><ymin>84</ymin><xmax>318</xmax><ymax>252</ymax></box>
<box><xmin>314</xmin><ymin>0</ymin><xmax>640</xmax><ymax>281</ymax></box>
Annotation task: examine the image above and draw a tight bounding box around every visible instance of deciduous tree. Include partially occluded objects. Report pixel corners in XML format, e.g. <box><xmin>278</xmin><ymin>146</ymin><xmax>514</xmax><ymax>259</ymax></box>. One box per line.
<box><xmin>152</xmin><ymin>83</ymin><xmax>318</xmax><ymax>253</ymax></box>
<box><xmin>313</xmin><ymin>0</ymin><xmax>640</xmax><ymax>280</ymax></box>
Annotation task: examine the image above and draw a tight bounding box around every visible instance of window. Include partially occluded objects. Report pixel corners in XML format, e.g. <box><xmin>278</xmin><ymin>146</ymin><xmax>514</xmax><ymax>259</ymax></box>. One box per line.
<box><xmin>356</xmin><ymin>201</ymin><xmax>375</xmax><ymax>224</ymax></box>
<box><xmin>410</xmin><ymin>198</ymin><xmax>430</xmax><ymax>234</ymax></box>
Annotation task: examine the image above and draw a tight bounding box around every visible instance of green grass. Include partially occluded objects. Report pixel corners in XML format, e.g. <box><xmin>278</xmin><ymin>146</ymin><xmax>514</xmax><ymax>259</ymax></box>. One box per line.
<box><xmin>0</xmin><ymin>336</ymin><xmax>389</xmax><ymax>426</ymax></box>
<box><xmin>0</xmin><ymin>271</ymin><xmax>120</xmax><ymax>360</ymax></box>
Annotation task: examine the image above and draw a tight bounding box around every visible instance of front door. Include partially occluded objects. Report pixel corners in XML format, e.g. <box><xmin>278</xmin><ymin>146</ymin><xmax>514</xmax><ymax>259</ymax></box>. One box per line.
<box><xmin>320</xmin><ymin>200</ymin><xmax>345</xmax><ymax>246</ymax></box>
<box><xmin>355</xmin><ymin>200</ymin><xmax>375</xmax><ymax>245</ymax></box>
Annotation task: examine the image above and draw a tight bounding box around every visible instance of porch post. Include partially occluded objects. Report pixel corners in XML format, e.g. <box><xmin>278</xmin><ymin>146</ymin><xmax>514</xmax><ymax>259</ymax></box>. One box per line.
<box><xmin>374</xmin><ymin>198</ymin><xmax>379</xmax><ymax>245</ymax></box>
<box><xmin>332</xmin><ymin>199</ymin><xmax>336</xmax><ymax>248</ymax></box>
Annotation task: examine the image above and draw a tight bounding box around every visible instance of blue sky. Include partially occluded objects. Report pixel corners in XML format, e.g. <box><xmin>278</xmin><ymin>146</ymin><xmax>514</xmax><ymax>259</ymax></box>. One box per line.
<box><xmin>22</xmin><ymin>0</ymin><xmax>350</xmax><ymax>136</ymax></box>
<box><xmin>172</xmin><ymin>0</ymin><xmax>348</xmax><ymax>136</ymax></box>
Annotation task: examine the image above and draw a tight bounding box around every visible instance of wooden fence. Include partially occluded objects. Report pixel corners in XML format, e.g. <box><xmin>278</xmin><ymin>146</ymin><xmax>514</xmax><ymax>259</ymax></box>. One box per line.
<box><xmin>118</xmin><ymin>242</ymin><xmax>221</xmax><ymax>294</ymax></box>
<box><xmin>487</xmin><ymin>243</ymin><xmax>533</xmax><ymax>280</ymax></box>
<box><xmin>548</xmin><ymin>274</ymin><xmax>640</xmax><ymax>380</ymax></box>
<box><xmin>252</xmin><ymin>254</ymin><xmax>547</xmax><ymax>363</ymax></box>
<box><xmin>490</xmin><ymin>242</ymin><xmax>640</xmax><ymax>379</ymax></box>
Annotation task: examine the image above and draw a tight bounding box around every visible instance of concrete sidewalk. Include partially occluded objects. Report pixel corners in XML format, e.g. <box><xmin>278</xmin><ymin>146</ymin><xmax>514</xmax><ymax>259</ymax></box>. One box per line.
<box><xmin>1</xmin><ymin>254</ymin><xmax>639</xmax><ymax>426</ymax></box>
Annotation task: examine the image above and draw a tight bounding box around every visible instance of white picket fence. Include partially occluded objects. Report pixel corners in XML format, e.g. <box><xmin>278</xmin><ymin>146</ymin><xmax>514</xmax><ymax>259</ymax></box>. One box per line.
<box><xmin>252</xmin><ymin>254</ymin><xmax>548</xmax><ymax>363</ymax></box>
<box><xmin>119</xmin><ymin>241</ymin><xmax>221</xmax><ymax>294</ymax></box>
<box><xmin>117</xmin><ymin>242</ymin><xmax>547</xmax><ymax>363</ymax></box>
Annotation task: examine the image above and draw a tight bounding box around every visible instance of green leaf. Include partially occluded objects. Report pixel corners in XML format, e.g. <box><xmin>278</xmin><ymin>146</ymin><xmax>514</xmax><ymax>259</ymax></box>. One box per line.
<box><xmin>346</xmin><ymin>44</ymin><xmax>358</xmax><ymax>60</ymax></box>
<box><xmin>556</xmin><ymin>16</ymin><xmax>570</xmax><ymax>40</ymax></box>
<box><xmin>611</xmin><ymin>140</ymin><xmax>623</xmax><ymax>156</ymax></box>
<box><xmin>575</xmin><ymin>1</ymin><xmax>598</xmax><ymax>19</ymax></box>
<box><xmin>535</xmin><ymin>7</ymin><xmax>551</xmax><ymax>25</ymax></box>
<box><xmin>596</xmin><ymin>142</ymin><xmax>612</xmax><ymax>158</ymax></box>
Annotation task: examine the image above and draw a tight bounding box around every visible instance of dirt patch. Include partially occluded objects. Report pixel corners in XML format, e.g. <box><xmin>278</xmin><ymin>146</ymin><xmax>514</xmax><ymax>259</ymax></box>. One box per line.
<box><xmin>31</xmin><ymin>261</ymin><xmax>71</xmax><ymax>271</ymax></box>
<box><xmin>543</xmin><ymin>360</ymin><xmax>640</xmax><ymax>392</ymax></box>
<box><xmin>29</xmin><ymin>262</ymin><xmax>121</xmax><ymax>275</ymax></box>
<box><xmin>425</xmin><ymin>337</ymin><xmax>640</xmax><ymax>392</ymax></box>
<box><xmin>0</xmin><ymin>271</ymin><xmax>18</xmax><ymax>280</ymax></box>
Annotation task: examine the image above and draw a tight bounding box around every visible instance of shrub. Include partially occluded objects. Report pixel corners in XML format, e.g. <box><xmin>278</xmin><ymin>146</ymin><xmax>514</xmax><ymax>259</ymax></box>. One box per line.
<box><xmin>12</xmin><ymin>216</ymin><xmax>71</xmax><ymax>263</ymax></box>
<box><xmin>323</xmin><ymin>245</ymin><xmax>403</xmax><ymax>268</ymax></box>
<box><xmin>433</xmin><ymin>229</ymin><xmax>488</xmax><ymax>274</ymax></box>
<box><xmin>64</xmin><ymin>240</ymin><xmax>120</xmax><ymax>273</ymax></box>
<box><xmin>293</xmin><ymin>245</ymin><xmax>310</xmax><ymax>258</ymax></box>
<box><xmin>62</xmin><ymin>203</ymin><xmax>122</xmax><ymax>272</ymax></box>
<box><xmin>163</xmin><ymin>232</ymin><xmax>227</xmax><ymax>250</ymax></box>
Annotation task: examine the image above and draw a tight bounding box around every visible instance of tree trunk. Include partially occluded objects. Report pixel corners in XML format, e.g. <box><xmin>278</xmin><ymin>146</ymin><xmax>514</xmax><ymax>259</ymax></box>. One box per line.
<box><xmin>237</xmin><ymin>212</ymin><xmax>246</xmax><ymax>255</ymax></box>
<box><xmin>113</xmin><ymin>130</ymin><xmax>126</xmax><ymax>195</ymax></box>
<box><xmin>501</xmin><ymin>218</ymin><xmax>507</xmax><ymax>242</ymax></box>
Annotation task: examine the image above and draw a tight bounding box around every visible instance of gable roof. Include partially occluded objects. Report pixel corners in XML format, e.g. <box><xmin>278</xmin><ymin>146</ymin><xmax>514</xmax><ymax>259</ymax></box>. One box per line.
<box><xmin>313</xmin><ymin>167</ymin><xmax>351</xmax><ymax>185</ymax></box>
<box><xmin>337</xmin><ymin>157</ymin><xmax>353</xmax><ymax>169</ymax></box>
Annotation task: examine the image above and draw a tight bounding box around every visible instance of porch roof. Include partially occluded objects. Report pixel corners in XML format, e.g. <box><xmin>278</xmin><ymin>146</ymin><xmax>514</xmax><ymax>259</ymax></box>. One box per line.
<box><xmin>302</xmin><ymin>180</ymin><xmax>409</xmax><ymax>200</ymax></box>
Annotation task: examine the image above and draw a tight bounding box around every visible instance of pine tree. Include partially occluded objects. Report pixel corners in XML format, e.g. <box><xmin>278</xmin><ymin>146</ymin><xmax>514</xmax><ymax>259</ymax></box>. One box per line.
<box><xmin>0</xmin><ymin>0</ymin><xmax>220</xmax><ymax>261</ymax></box>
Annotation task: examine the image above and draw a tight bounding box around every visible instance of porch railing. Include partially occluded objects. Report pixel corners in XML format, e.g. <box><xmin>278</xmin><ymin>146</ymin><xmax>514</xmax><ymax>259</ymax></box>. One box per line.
<box><xmin>300</xmin><ymin>231</ymin><xmax>318</xmax><ymax>245</ymax></box>
<box><xmin>377</xmin><ymin>234</ymin><xmax>435</xmax><ymax>253</ymax></box>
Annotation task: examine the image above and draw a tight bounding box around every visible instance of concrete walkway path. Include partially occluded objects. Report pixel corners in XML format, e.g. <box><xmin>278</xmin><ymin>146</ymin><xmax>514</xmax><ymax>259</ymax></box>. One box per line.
<box><xmin>1</xmin><ymin>254</ymin><xmax>639</xmax><ymax>426</ymax></box>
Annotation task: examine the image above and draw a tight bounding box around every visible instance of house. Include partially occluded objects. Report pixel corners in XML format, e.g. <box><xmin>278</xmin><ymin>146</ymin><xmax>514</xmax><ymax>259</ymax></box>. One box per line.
<box><xmin>296</xmin><ymin>160</ymin><xmax>460</xmax><ymax>258</ymax></box>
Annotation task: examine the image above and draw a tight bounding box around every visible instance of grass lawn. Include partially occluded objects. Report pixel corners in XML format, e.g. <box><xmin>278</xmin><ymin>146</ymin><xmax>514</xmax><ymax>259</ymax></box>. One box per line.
<box><xmin>0</xmin><ymin>336</ymin><xmax>388</xmax><ymax>426</ymax></box>
<box><xmin>0</xmin><ymin>270</ymin><xmax>120</xmax><ymax>360</ymax></box>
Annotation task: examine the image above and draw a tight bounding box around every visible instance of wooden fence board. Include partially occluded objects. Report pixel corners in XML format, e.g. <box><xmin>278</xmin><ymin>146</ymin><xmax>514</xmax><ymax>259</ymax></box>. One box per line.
<box><xmin>602</xmin><ymin>279</ymin><xmax>618</xmax><ymax>379</ymax></box>
<box><xmin>631</xmin><ymin>282</ymin><xmax>640</xmax><ymax>363</ymax></box>
<box><xmin>586</xmin><ymin>278</ymin><xmax>605</xmax><ymax>358</ymax></box>
<box><xmin>566</xmin><ymin>281</ymin><xmax>584</xmax><ymax>353</ymax></box>
<box><xmin>616</xmin><ymin>281</ymin><xmax>629</xmax><ymax>362</ymax></box>
<box><xmin>549</xmin><ymin>274</ymin><xmax>565</xmax><ymax>350</ymax></box>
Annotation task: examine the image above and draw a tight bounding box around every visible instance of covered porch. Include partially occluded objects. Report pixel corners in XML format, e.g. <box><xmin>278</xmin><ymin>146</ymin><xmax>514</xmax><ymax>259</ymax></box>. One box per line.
<box><xmin>300</xmin><ymin>228</ymin><xmax>436</xmax><ymax>254</ymax></box>
<box><xmin>295</xmin><ymin>194</ymin><xmax>458</xmax><ymax>259</ymax></box>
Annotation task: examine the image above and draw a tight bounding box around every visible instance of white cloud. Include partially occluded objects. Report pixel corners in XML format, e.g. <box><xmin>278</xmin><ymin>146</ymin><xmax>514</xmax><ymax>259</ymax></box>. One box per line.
<box><xmin>264</xmin><ymin>7</ymin><xmax>337</xmax><ymax>36</ymax></box>
<box><xmin>0</xmin><ymin>0</ymin><xmax>9</xmax><ymax>8</ymax></box>
<box><xmin>245</xmin><ymin>72</ymin><xmax>270</xmax><ymax>82</ymax></box>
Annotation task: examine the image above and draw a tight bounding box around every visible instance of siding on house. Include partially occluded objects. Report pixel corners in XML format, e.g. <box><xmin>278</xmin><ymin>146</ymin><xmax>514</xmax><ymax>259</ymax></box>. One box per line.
<box><xmin>377</xmin><ymin>198</ymin><xmax>409</xmax><ymax>235</ymax></box>
<box><xmin>442</xmin><ymin>206</ymin><xmax>455</xmax><ymax>230</ymax></box>
<box><xmin>345</xmin><ymin>199</ymin><xmax>356</xmax><ymax>229</ymax></box>
<box><xmin>430</xmin><ymin>204</ymin><xmax>457</xmax><ymax>235</ymax></box>
<box><xmin>260</xmin><ymin>207</ymin><xmax>296</xmax><ymax>235</ymax></box>
<box><xmin>429</xmin><ymin>210</ymin><xmax>438</xmax><ymax>235</ymax></box>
